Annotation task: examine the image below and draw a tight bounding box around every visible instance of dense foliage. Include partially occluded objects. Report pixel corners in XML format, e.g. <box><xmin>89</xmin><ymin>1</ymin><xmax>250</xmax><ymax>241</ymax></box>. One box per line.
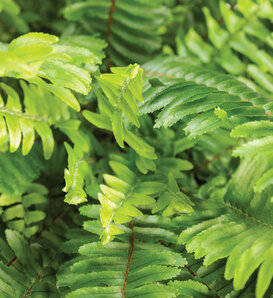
<box><xmin>0</xmin><ymin>0</ymin><xmax>273</xmax><ymax>297</ymax></box>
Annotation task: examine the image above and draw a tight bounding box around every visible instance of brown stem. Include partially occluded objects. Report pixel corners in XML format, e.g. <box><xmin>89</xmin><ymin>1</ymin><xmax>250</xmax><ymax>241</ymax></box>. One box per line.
<box><xmin>7</xmin><ymin>256</ymin><xmax>17</xmax><ymax>267</ymax></box>
<box><xmin>122</xmin><ymin>221</ymin><xmax>135</xmax><ymax>298</ymax></box>
<box><xmin>23</xmin><ymin>257</ymin><xmax>55</xmax><ymax>297</ymax></box>
<box><xmin>191</xmin><ymin>144</ymin><xmax>235</xmax><ymax>174</ymax></box>
<box><xmin>106</xmin><ymin>0</ymin><xmax>117</xmax><ymax>71</ymax></box>
<box><xmin>6</xmin><ymin>207</ymin><xmax>71</xmax><ymax>267</ymax></box>
<box><xmin>184</xmin><ymin>264</ymin><xmax>220</xmax><ymax>297</ymax></box>
<box><xmin>35</xmin><ymin>207</ymin><xmax>71</xmax><ymax>239</ymax></box>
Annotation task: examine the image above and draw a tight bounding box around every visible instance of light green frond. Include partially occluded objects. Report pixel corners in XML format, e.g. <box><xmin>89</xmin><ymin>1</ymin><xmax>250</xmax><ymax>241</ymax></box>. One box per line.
<box><xmin>63</xmin><ymin>142</ymin><xmax>93</xmax><ymax>205</ymax></box>
<box><xmin>98</xmin><ymin>161</ymin><xmax>165</xmax><ymax>244</ymax></box>
<box><xmin>179</xmin><ymin>153</ymin><xmax>273</xmax><ymax>298</ymax></box>
<box><xmin>0</xmin><ymin>32</ymin><xmax>102</xmax><ymax>111</ymax></box>
<box><xmin>0</xmin><ymin>81</ymin><xmax>69</xmax><ymax>158</ymax></box>
<box><xmin>83</xmin><ymin>65</ymin><xmax>157</xmax><ymax>160</ymax></box>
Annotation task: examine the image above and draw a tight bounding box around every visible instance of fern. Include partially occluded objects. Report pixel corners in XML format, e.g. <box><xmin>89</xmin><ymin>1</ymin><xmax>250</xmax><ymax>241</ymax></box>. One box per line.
<box><xmin>98</xmin><ymin>160</ymin><xmax>165</xmax><ymax>244</ymax></box>
<box><xmin>0</xmin><ymin>32</ymin><xmax>105</xmax><ymax>158</ymax></box>
<box><xmin>0</xmin><ymin>32</ymin><xmax>94</xmax><ymax>111</ymax></box>
<box><xmin>63</xmin><ymin>141</ymin><xmax>92</xmax><ymax>205</ymax></box>
<box><xmin>0</xmin><ymin>81</ymin><xmax>68</xmax><ymax>159</ymax></box>
<box><xmin>1</xmin><ymin>1</ymin><xmax>273</xmax><ymax>297</ymax></box>
<box><xmin>0</xmin><ymin>147</ymin><xmax>44</xmax><ymax>195</ymax></box>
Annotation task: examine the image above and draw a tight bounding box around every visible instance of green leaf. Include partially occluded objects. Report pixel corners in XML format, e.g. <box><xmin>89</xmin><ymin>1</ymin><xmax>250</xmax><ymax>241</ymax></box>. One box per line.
<box><xmin>8</xmin><ymin>32</ymin><xmax>58</xmax><ymax>50</ymax></box>
<box><xmin>83</xmin><ymin>110</ymin><xmax>112</xmax><ymax>131</ymax></box>
<box><xmin>254</xmin><ymin>168</ymin><xmax>273</xmax><ymax>193</ymax></box>
<box><xmin>34</xmin><ymin>122</ymin><xmax>54</xmax><ymax>160</ymax></box>
<box><xmin>231</xmin><ymin>121</ymin><xmax>273</xmax><ymax>138</ymax></box>
<box><xmin>112</xmin><ymin>110</ymin><xmax>124</xmax><ymax>148</ymax></box>
<box><xmin>31</xmin><ymin>77</ymin><xmax>81</xmax><ymax>112</ymax></box>
<box><xmin>233</xmin><ymin>136</ymin><xmax>273</xmax><ymax>157</ymax></box>
<box><xmin>63</xmin><ymin>142</ymin><xmax>91</xmax><ymax>205</ymax></box>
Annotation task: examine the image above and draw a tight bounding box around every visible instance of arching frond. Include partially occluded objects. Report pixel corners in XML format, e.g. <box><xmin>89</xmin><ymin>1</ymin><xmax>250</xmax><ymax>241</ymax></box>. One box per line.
<box><xmin>142</xmin><ymin>56</ymin><xmax>272</xmax><ymax>137</ymax></box>
<box><xmin>178</xmin><ymin>153</ymin><xmax>273</xmax><ymax>298</ymax></box>
<box><xmin>63</xmin><ymin>0</ymin><xmax>170</xmax><ymax>66</ymax></box>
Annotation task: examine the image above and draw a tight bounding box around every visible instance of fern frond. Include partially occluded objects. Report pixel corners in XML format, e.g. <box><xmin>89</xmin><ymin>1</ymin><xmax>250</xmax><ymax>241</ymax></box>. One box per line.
<box><xmin>63</xmin><ymin>141</ymin><xmax>93</xmax><ymax>205</ymax></box>
<box><xmin>0</xmin><ymin>147</ymin><xmax>44</xmax><ymax>195</ymax></box>
<box><xmin>178</xmin><ymin>153</ymin><xmax>273</xmax><ymax>298</ymax></box>
<box><xmin>58</xmin><ymin>206</ymin><xmax>186</xmax><ymax>297</ymax></box>
<box><xmin>0</xmin><ymin>229</ymin><xmax>59</xmax><ymax>297</ymax></box>
<box><xmin>83</xmin><ymin>65</ymin><xmax>157</xmax><ymax>159</ymax></box>
<box><xmin>63</xmin><ymin>0</ymin><xmax>170</xmax><ymax>66</ymax></box>
<box><xmin>0</xmin><ymin>183</ymin><xmax>48</xmax><ymax>238</ymax></box>
<box><xmin>98</xmin><ymin>160</ymin><xmax>165</xmax><ymax>244</ymax></box>
<box><xmin>0</xmin><ymin>32</ymin><xmax>100</xmax><ymax>111</ymax></box>
<box><xmin>180</xmin><ymin>0</ymin><xmax>273</xmax><ymax>93</ymax></box>
<box><xmin>142</xmin><ymin>56</ymin><xmax>272</xmax><ymax>136</ymax></box>
<box><xmin>0</xmin><ymin>81</ymin><xmax>70</xmax><ymax>158</ymax></box>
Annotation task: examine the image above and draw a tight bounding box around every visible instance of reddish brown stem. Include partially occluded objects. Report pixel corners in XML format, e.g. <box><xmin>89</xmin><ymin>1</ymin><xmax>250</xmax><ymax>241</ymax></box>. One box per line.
<box><xmin>106</xmin><ymin>0</ymin><xmax>117</xmax><ymax>71</ymax></box>
<box><xmin>6</xmin><ymin>207</ymin><xmax>70</xmax><ymax>267</ymax></box>
<box><xmin>7</xmin><ymin>256</ymin><xmax>17</xmax><ymax>267</ymax></box>
<box><xmin>184</xmin><ymin>264</ymin><xmax>220</xmax><ymax>296</ymax></box>
<box><xmin>122</xmin><ymin>221</ymin><xmax>135</xmax><ymax>298</ymax></box>
<box><xmin>191</xmin><ymin>144</ymin><xmax>235</xmax><ymax>173</ymax></box>
<box><xmin>35</xmin><ymin>208</ymin><xmax>69</xmax><ymax>239</ymax></box>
